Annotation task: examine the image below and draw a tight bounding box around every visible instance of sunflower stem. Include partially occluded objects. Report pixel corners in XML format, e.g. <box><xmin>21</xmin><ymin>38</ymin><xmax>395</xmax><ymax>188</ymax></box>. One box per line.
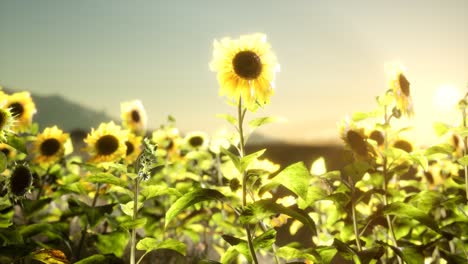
<box><xmin>130</xmin><ymin>178</ymin><xmax>140</xmax><ymax>264</ymax></box>
<box><xmin>76</xmin><ymin>183</ymin><xmax>101</xmax><ymax>261</ymax></box>
<box><xmin>461</xmin><ymin>99</ymin><xmax>468</xmax><ymax>205</ymax></box>
<box><xmin>348</xmin><ymin>174</ymin><xmax>362</xmax><ymax>251</ymax></box>
<box><xmin>382</xmin><ymin>106</ymin><xmax>402</xmax><ymax>264</ymax></box>
<box><xmin>237</xmin><ymin>97</ymin><xmax>259</xmax><ymax>264</ymax></box>
<box><xmin>35</xmin><ymin>166</ymin><xmax>51</xmax><ymax>200</ymax></box>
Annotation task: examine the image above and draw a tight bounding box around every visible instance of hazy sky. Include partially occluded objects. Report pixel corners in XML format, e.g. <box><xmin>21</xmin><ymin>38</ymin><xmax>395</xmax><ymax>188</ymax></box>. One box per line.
<box><xmin>1</xmin><ymin>0</ymin><xmax>467</xmax><ymax>144</ymax></box>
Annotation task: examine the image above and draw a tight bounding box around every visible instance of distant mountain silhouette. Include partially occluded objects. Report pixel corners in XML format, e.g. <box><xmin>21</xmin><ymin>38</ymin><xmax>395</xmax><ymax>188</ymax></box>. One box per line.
<box><xmin>2</xmin><ymin>88</ymin><xmax>114</xmax><ymax>132</ymax></box>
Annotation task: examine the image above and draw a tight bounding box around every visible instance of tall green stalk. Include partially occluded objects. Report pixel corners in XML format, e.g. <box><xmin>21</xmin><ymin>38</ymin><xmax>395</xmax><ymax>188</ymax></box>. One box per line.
<box><xmin>76</xmin><ymin>183</ymin><xmax>101</xmax><ymax>261</ymax></box>
<box><xmin>461</xmin><ymin>96</ymin><xmax>468</xmax><ymax>205</ymax></box>
<box><xmin>237</xmin><ymin>98</ymin><xmax>259</xmax><ymax>264</ymax></box>
<box><xmin>382</xmin><ymin>107</ymin><xmax>402</xmax><ymax>264</ymax></box>
<box><xmin>130</xmin><ymin>178</ymin><xmax>140</xmax><ymax>264</ymax></box>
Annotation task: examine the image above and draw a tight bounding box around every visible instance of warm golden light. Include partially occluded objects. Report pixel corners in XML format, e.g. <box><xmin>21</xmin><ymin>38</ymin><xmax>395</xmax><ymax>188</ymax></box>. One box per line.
<box><xmin>433</xmin><ymin>84</ymin><xmax>462</xmax><ymax>112</ymax></box>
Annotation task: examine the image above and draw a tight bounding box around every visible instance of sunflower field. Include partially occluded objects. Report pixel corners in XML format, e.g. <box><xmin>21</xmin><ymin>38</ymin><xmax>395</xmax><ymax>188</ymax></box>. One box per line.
<box><xmin>0</xmin><ymin>33</ymin><xmax>467</xmax><ymax>264</ymax></box>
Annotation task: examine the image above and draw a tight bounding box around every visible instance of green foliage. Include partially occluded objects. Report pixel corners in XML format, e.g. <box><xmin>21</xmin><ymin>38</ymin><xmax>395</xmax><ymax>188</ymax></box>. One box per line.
<box><xmin>136</xmin><ymin>238</ymin><xmax>186</xmax><ymax>256</ymax></box>
<box><xmin>240</xmin><ymin>199</ymin><xmax>317</xmax><ymax>235</ymax></box>
<box><xmin>260</xmin><ymin>162</ymin><xmax>310</xmax><ymax>201</ymax></box>
<box><xmin>165</xmin><ymin>188</ymin><xmax>225</xmax><ymax>228</ymax></box>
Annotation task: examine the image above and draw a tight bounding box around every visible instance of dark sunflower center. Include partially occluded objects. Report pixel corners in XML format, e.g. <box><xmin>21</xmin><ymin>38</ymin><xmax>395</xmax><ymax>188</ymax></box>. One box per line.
<box><xmin>189</xmin><ymin>136</ymin><xmax>204</xmax><ymax>148</ymax></box>
<box><xmin>398</xmin><ymin>74</ymin><xmax>410</xmax><ymax>96</ymax></box>
<box><xmin>346</xmin><ymin>130</ymin><xmax>368</xmax><ymax>156</ymax></box>
<box><xmin>10</xmin><ymin>165</ymin><xmax>32</xmax><ymax>196</ymax></box>
<box><xmin>369</xmin><ymin>130</ymin><xmax>384</xmax><ymax>146</ymax></box>
<box><xmin>393</xmin><ymin>140</ymin><xmax>412</xmax><ymax>153</ymax></box>
<box><xmin>232</xmin><ymin>51</ymin><xmax>262</xmax><ymax>80</ymax></box>
<box><xmin>166</xmin><ymin>139</ymin><xmax>174</xmax><ymax>150</ymax></box>
<box><xmin>0</xmin><ymin>111</ymin><xmax>6</xmax><ymax>128</ymax></box>
<box><xmin>9</xmin><ymin>102</ymin><xmax>24</xmax><ymax>117</ymax></box>
<box><xmin>131</xmin><ymin>110</ymin><xmax>140</xmax><ymax>122</ymax></box>
<box><xmin>96</xmin><ymin>135</ymin><xmax>119</xmax><ymax>155</ymax></box>
<box><xmin>125</xmin><ymin>141</ymin><xmax>134</xmax><ymax>156</ymax></box>
<box><xmin>1</xmin><ymin>148</ymin><xmax>10</xmax><ymax>157</ymax></box>
<box><xmin>40</xmin><ymin>138</ymin><xmax>61</xmax><ymax>156</ymax></box>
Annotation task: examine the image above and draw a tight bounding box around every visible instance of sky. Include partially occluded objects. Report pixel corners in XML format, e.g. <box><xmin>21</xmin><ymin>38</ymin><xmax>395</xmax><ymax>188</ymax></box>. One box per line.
<box><xmin>0</xmin><ymin>0</ymin><xmax>467</xmax><ymax>145</ymax></box>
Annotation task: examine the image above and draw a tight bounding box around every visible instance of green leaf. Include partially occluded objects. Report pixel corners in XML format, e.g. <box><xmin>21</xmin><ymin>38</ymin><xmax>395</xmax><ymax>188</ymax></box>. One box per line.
<box><xmin>165</xmin><ymin>188</ymin><xmax>224</xmax><ymax>228</ymax></box>
<box><xmin>425</xmin><ymin>144</ymin><xmax>454</xmax><ymax>156</ymax></box>
<box><xmin>120</xmin><ymin>201</ymin><xmax>142</xmax><ymax>217</ymax></box>
<box><xmin>357</xmin><ymin>247</ymin><xmax>384</xmax><ymax>264</ymax></box>
<box><xmin>96</xmin><ymin>231</ymin><xmax>128</xmax><ymax>258</ymax></box>
<box><xmin>253</xmin><ymin>229</ymin><xmax>276</xmax><ymax>250</ymax></box>
<box><xmin>216</xmin><ymin>113</ymin><xmax>237</xmax><ymax>126</ymax></box>
<box><xmin>433</xmin><ymin>122</ymin><xmax>451</xmax><ymax>136</ymax></box>
<box><xmin>22</xmin><ymin>198</ymin><xmax>53</xmax><ymax>218</ymax></box>
<box><xmin>119</xmin><ymin>218</ymin><xmax>147</xmax><ymax>229</ymax></box>
<box><xmin>220</xmin><ymin>246</ymin><xmax>240</xmax><ymax>264</ymax></box>
<box><xmin>408</xmin><ymin>190</ymin><xmax>443</xmax><ymax>212</ymax></box>
<box><xmin>239</xmin><ymin>199</ymin><xmax>316</xmax><ymax>235</ymax></box>
<box><xmin>378</xmin><ymin>241</ymin><xmax>423</xmax><ymax>264</ymax></box>
<box><xmin>140</xmin><ymin>185</ymin><xmax>181</xmax><ymax>201</ymax></box>
<box><xmin>241</xmin><ymin>148</ymin><xmax>266</xmax><ymax>171</ymax></box>
<box><xmin>87</xmin><ymin>173</ymin><xmax>127</xmax><ymax>188</ymax></box>
<box><xmin>249</xmin><ymin>116</ymin><xmax>278</xmax><ymax>129</ymax></box>
<box><xmin>439</xmin><ymin>248</ymin><xmax>468</xmax><ymax>264</ymax></box>
<box><xmin>0</xmin><ymin>152</ymin><xmax>6</xmax><ymax>173</ymax></box>
<box><xmin>383</xmin><ymin>202</ymin><xmax>439</xmax><ymax>232</ymax></box>
<box><xmin>220</xmin><ymin>147</ymin><xmax>241</xmax><ymax>172</ymax></box>
<box><xmin>333</xmin><ymin>239</ymin><xmax>360</xmax><ymax>263</ymax></box>
<box><xmin>276</xmin><ymin>246</ymin><xmax>319</xmax><ymax>262</ymax></box>
<box><xmin>351</xmin><ymin>111</ymin><xmax>372</xmax><ymax>122</ymax></box>
<box><xmin>136</xmin><ymin>238</ymin><xmax>186</xmax><ymax>256</ymax></box>
<box><xmin>222</xmin><ymin>235</ymin><xmax>244</xmax><ymax>246</ymax></box>
<box><xmin>457</xmin><ymin>155</ymin><xmax>468</xmax><ymax>166</ymax></box>
<box><xmin>19</xmin><ymin>223</ymin><xmax>52</xmax><ymax>238</ymax></box>
<box><xmin>261</xmin><ymin>162</ymin><xmax>310</xmax><ymax>201</ymax></box>
<box><xmin>7</xmin><ymin>135</ymin><xmax>27</xmax><ymax>154</ymax></box>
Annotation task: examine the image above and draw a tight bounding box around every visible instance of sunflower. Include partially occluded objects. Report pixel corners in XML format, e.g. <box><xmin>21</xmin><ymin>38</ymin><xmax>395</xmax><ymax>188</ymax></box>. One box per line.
<box><xmin>210</xmin><ymin>33</ymin><xmax>280</xmax><ymax>111</ymax></box>
<box><xmin>392</xmin><ymin>139</ymin><xmax>413</xmax><ymax>153</ymax></box>
<box><xmin>124</xmin><ymin>132</ymin><xmax>142</xmax><ymax>164</ymax></box>
<box><xmin>9</xmin><ymin>164</ymin><xmax>33</xmax><ymax>197</ymax></box>
<box><xmin>0</xmin><ymin>107</ymin><xmax>15</xmax><ymax>141</ymax></box>
<box><xmin>368</xmin><ymin>129</ymin><xmax>385</xmax><ymax>147</ymax></box>
<box><xmin>386</xmin><ymin>63</ymin><xmax>414</xmax><ymax>117</ymax></box>
<box><xmin>339</xmin><ymin>119</ymin><xmax>373</xmax><ymax>158</ymax></box>
<box><xmin>121</xmin><ymin>100</ymin><xmax>147</xmax><ymax>134</ymax></box>
<box><xmin>32</xmin><ymin>126</ymin><xmax>70</xmax><ymax>166</ymax></box>
<box><xmin>152</xmin><ymin>127</ymin><xmax>181</xmax><ymax>159</ymax></box>
<box><xmin>84</xmin><ymin>122</ymin><xmax>128</xmax><ymax>163</ymax></box>
<box><xmin>5</xmin><ymin>92</ymin><xmax>37</xmax><ymax>133</ymax></box>
<box><xmin>0</xmin><ymin>143</ymin><xmax>16</xmax><ymax>160</ymax></box>
<box><xmin>184</xmin><ymin>131</ymin><xmax>209</xmax><ymax>150</ymax></box>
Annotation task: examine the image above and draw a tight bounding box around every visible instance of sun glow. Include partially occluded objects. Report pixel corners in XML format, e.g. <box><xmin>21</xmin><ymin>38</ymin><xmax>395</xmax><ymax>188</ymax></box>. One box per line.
<box><xmin>433</xmin><ymin>84</ymin><xmax>462</xmax><ymax>112</ymax></box>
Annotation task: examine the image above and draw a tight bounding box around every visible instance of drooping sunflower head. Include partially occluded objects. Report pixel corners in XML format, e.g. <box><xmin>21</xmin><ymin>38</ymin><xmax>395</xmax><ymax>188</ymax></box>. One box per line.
<box><xmin>210</xmin><ymin>33</ymin><xmax>280</xmax><ymax>111</ymax></box>
<box><xmin>5</xmin><ymin>92</ymin><xmax>37</xmax><ymax>133</ymax></box>
<box><xmin>392</xmin><ymin>139</ymin><xmax>413</xmax><ymax>153</ymax></box>
<box><xmin>339</xmin><ymin>119</ymin><xmax>373</xmax><ymax>158</ymax></box>
<box><xmin>386</xmin><ymin>63</ymin><xmax>414</xmax><ymax>117</ymax></box>
<box><xmin>124</xmin><ymin>132</ymin><xmax>142</xmax><ymax>164</ymax></box>
<box><xmin>84</xmin><ymin>122</ymin><xmax>128</xmax><ymax>163</ymax></box>
<box><xmin>184</xmin><ymin>131</ymin><xmax>209</xmax><ymax>150</ymax></box>
<box><xmin>0</xmin><ymin>107</ymin><xmax>16</xmax><ymax>141</ymax></box>
<box><xmin>33</xmin><ymin>126</ymin><xmax>70</xmax><ymax>166</ymax></box>
<box><xmin>368</xmin><ymin>129</ymin><xmax>385</xmax><ymax>147</ymax></box>
<box><xmin>120</xmin><ymin>100</ymin><xmax>147</xmax><ymax>134</ymax></box>
<box><xmin>9</xmin><ymin>164</ymin><xmax>33</xmax><ymax>197</ymax></box>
